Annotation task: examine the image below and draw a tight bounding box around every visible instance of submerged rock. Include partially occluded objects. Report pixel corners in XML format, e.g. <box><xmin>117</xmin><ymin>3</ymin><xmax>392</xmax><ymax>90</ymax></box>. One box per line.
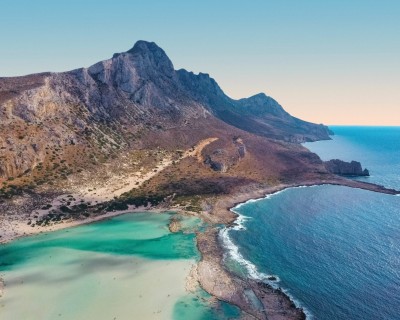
<box><xmin>168</xmin><ymin>218</ymin><xmax>182</xmax><ymax>233</ymax></box>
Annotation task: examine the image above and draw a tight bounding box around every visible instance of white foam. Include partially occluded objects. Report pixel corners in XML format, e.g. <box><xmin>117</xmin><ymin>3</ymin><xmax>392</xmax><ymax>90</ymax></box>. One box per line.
<box><xmin>220</xmin><ymin>222</ymin><xmax>314</xmax><ymax>318</ymax></box>
<box><xmin>234</xmin><ymin>185</ymin><xmax>327</xmax><ymax>213</ymax></box>
<box><xmin>221</xmin><ymin>185</ymin><xmax>319</xmax><ymax>319</ymax></box>
<box><xmin>229</xmin><ymin>212</ymin><xmax>249</xmax><ymax>230</ymax></box>
<box><xmin>219</xmin><ymin>226</ymin><xmax>276</xmax><ymax>282</ymax></box>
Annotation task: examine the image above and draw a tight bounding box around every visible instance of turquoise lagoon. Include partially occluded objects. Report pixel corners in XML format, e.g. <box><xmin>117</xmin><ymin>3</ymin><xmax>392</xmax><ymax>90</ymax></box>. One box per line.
<box><xmin>0</xmin><ymin>212</ymin><xmax>240</xmax><ymax>320</ymax></box>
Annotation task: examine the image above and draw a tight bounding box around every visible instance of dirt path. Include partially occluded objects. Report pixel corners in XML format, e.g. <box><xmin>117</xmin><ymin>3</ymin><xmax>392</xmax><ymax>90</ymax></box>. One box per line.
<box><xmin>61</xmin><ymin>137</ymin><xmax>218</xmax><ymax>208</ymax></box>
<box><xmin>185</xmin><ymin>137</ymin><xmax>218</xmax><ymax>162</ymax></box>
<box><xmin>0</xmin><ymin>138</ymin><xmax>219</xmax><ymax>244</ymax></box>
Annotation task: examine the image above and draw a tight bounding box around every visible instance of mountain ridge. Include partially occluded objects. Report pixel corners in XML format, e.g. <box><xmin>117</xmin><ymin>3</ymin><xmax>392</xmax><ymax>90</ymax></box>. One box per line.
<box><xmin>0</xmin><ymin>40</ymin><xmax>331</xmax><ymax>181</ymax></box>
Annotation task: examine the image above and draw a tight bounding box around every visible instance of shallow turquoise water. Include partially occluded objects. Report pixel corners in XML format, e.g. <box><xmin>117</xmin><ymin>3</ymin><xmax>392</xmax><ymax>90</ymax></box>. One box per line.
<box><xmin>173</xmin><ymin>287</ymin><xmax>241</xmax><ymax>320</ymax></box>
<box><xmin>0</xmin><ymin>212</ymin><xmax>240</xmax><ymax>319</ymax></box>
<box><xmin>225</xmin><ymin>126</ymin><xmax>400</xmax><ymax>320</ymax></box>
<box><xmin>1</xmin><ymin>213</ymin><xmax>199</xmax><ymax>270</ymax></box>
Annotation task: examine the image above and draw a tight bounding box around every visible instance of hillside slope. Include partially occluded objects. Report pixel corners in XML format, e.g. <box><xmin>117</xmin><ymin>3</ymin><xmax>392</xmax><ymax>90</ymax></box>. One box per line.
<box><xmin>0</xmin><ymin>40</ymin><xmax>330</xmax><ymax>183</ymax></box>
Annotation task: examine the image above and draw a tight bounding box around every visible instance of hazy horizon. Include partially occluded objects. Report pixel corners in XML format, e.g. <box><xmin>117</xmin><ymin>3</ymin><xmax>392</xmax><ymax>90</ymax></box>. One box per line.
<box><xmin>1</xmin><ymin>0</ymin><xmax>399</xmax><ymax>125</ymax></box>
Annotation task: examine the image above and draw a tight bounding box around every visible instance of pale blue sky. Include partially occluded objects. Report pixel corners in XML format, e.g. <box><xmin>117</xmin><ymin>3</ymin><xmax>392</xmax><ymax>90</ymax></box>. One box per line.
<box><xmin>1</xmin><ymin>0</ymin><xmax>399</xmax><ymax>125</ymax></box>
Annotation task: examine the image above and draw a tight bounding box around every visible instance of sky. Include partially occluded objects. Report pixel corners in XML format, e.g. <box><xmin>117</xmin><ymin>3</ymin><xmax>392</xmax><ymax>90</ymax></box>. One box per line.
<box><xmin>1</xmin><ymin>0</ymin><xmax>399</xmax><ymax>125</ymax></box>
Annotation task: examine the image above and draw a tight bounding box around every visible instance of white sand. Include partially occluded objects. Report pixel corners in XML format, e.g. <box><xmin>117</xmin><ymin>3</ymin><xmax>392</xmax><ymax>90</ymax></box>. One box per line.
<box><xmin>0</xmin><ymin>137</ymin><xmax>219</xmax><ymax>245</ymax></box>
<box><xmin>0</xmin><ymin>247</ymin><xmax>196</xmax><ymax>320</ymax></box>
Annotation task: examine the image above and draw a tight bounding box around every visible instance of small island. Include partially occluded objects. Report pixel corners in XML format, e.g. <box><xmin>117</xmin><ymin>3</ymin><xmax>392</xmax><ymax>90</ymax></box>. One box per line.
<box><xmin>325</xmin><ymin>159</ymin><xmax>370</xmax><ymax>176</ymax></box>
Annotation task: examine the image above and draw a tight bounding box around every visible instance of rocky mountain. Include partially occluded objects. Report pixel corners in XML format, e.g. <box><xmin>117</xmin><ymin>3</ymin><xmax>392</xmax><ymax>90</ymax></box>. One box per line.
<box><xmin>0</xmin><ymin>40</ymin><xmax>331</xmax><ymax>184</ymax></box>
<box><xmin>1</xmin><ymin>41</ymin><xmax>397</xmax><ymax>320</ymax></box>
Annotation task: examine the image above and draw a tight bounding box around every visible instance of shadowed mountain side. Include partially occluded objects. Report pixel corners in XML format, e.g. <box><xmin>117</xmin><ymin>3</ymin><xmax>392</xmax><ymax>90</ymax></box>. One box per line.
<box><xmin>177</xmin><ymin>70</ymin><xmax>332</xmax><ymax>143</ymax></box>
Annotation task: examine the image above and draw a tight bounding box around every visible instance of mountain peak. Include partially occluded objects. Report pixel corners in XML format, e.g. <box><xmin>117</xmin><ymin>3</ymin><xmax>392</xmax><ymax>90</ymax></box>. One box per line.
<box><xmin>252</xmin><ymin>92</ymin><xmax>267</xmax><ymax>98</ymax></box>
<box><xmin>127</xmin><ymin>40</ymin><xmax>164</xmax><ymax>55</ymax></box>
<box><xmin>125</xmin><ymin>40</ymin><xmax>174</xmax><ymax>77</ymax></box>
<box><xmin>245</xmin><ymin>92</ymin><xmax>270</xmax><ymax>101</ymax></box>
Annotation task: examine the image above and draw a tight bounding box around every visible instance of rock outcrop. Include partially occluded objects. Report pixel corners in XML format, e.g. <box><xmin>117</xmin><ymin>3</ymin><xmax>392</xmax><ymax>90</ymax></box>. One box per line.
<box><xmin>324</xmin><ymin>159</ymin><xmax>370</xmax><ymax>176</ymax></box>
<box><xmin>204</xmin><ymin>153</ymin><xmax>228</xmax><ymax>172</ymax></box>
<box><xmin>203</xmin><ymin>137</ymin><xmax>246</xmax><ymax>173</ymax></box>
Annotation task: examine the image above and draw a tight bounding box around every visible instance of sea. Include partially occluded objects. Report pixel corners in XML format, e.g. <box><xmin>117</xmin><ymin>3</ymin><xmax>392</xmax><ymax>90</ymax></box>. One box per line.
<box><xmin>222</xmin><ymin>126</ymin><xmax>400</xmax><ymax>320</ymax></box>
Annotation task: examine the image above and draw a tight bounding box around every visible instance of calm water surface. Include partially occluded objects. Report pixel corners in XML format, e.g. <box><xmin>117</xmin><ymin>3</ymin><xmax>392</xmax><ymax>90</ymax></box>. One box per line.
<box><xmin>224</xmin><ymin>126</ymin><xmax>400</xmax><ymax>320</ymax></box>
<box><xmin>0</xmin><ymin>212</ymin><xmax>240</xmax><ymax>320</ymax></box>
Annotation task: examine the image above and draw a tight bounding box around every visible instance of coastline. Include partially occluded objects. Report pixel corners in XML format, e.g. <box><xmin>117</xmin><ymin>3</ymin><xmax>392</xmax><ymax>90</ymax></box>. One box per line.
<box><xmin>196</xmin><ymin>178</ymin><xmax>400</xmax><ymax>320</ymax></box>
<box><xmin>0</xmin><ymin>205</ymin><xmax>176</xmax><ymax>245</ymax></box>
<box><xmin>1</xmin><ymin>177</ymin><xmax>399</xmax><ymax>319</ymax></box>
<box><xmin>0</xmin><ymin>138</ymin><xmax>219</xmax><ymax>244</ymax></box>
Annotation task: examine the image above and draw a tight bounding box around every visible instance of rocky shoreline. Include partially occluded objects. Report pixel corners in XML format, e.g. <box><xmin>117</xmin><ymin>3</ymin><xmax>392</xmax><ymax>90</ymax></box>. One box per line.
<box><xmin>0</xmin><ymin>177</ymin><xmax>399</xmax><ymax>319</ymax></box>
<box><xmin>197</xmin><ymin>228</ymin><xmax>306</xmax><ymax>320</ymax></box>
<box><xmin>195</xmin><ymin>178</ymin><xmax>399</xmax><ymax>320</ymax></box>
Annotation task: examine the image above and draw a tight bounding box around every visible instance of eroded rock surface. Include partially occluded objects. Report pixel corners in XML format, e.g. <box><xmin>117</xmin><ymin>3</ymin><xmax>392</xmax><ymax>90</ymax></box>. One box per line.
<box><xmin>325</xmin><ymin>159</ymin><xmax>369</xmax><ymax>176</ymax></box>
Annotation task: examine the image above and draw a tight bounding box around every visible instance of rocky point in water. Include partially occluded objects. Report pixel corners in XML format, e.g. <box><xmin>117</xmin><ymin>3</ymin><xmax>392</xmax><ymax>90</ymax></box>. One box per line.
<box><xmin>324</xmin><ymin>159</ymin><xmax>370</xmax><ymax>176</ymax></box>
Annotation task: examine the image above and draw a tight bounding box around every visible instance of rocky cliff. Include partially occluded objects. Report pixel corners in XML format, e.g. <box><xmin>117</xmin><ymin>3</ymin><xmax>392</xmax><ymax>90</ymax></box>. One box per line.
<box><xmin>0</xmin><ymin>40</ymin><xmax>331</xmax><ymax>183</ymax></box>
<box><xmin>324</xmin><ymin>159</ymin><xmax>370</xmax><ymax>176</ymax></box>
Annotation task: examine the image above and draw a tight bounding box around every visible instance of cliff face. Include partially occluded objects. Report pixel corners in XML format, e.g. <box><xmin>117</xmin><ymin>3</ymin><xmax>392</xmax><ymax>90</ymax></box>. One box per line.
<box><xmin>324</xmin><ymin>159</ymin><xmax>370</xmax><ymax>176</ymax></box>
<box><xmin>0</xmin><ymin>40</ymin><xmax>331</xmax><ymax>181</ymax></box>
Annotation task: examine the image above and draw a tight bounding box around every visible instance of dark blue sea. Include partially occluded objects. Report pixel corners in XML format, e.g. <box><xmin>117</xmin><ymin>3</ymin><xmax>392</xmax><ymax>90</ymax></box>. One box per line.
<box><xmin>222</xmin><ymin>126</ymin><xmax>400</xmax><ymax>320</ymax></box>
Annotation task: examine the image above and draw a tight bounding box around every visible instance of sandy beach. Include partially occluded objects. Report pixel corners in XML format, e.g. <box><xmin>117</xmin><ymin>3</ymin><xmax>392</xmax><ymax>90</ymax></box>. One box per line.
<box><xmin>1</xmin><ymin>252</ymin><xmax>196</xmax><ymax>320</ymax></box>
